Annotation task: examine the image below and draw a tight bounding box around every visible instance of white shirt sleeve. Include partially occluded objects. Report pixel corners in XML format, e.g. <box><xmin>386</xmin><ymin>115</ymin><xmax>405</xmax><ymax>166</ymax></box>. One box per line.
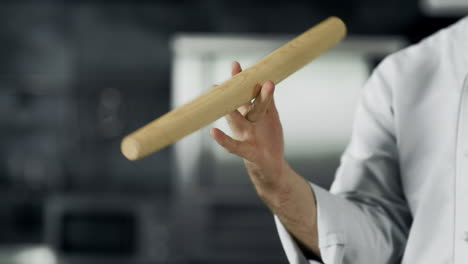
<box><xmin>275</xmin><ymin>183</ymin><xmax>345</xmax><ymax>264</ymax></box>
<box><xmin>274</xmin><ymin>54</ymin><xmax>413</xmax><ymax>263</ymax></box>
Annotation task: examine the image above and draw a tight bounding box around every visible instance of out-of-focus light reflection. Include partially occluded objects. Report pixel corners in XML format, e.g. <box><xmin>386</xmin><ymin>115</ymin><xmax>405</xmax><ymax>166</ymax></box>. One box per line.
<box><xmin>11</xmin><ymin>246</ymin><xmax>56</xmax><ymax>264</ymax></box>
<box><xmin>421</xmin><ymin>0</ymin><xmax>468</xmax><ymax>15</ymax></box>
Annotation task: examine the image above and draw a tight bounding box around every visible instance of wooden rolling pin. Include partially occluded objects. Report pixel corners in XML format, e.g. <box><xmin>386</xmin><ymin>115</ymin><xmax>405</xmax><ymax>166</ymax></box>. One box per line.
<box><xmin>121</xmin><ymin>16</ymin><xmax>346</xmax><ymax>160</ymax></box>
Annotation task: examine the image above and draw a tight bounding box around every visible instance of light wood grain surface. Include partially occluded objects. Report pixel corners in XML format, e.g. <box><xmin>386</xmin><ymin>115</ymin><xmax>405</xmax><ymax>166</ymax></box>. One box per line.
<box><xmin>121</xmin><ymin>16</ymin><xmax>347</xmax><ymax>160</ymax></box>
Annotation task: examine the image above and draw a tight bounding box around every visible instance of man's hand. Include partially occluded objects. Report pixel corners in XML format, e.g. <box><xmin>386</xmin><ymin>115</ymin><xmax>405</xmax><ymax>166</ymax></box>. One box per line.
<box><xmin>210</xmin><ymin>61</ymin><xmax>321</xmax><ymax>257</ymax></box>
<box><xmin>210</xmin><ymin>61</ymin><xmax>288</xmax><ymax>198</ymax></box>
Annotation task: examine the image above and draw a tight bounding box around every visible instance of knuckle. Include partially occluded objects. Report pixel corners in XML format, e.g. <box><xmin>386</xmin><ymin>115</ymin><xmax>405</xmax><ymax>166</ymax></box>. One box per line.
<box><xmin>227</xmin><ymin>147</ymin><xmax>237</xmax><ymax>155</ymax></box>
<box><xmin>226</xmin><ymin>142</ymin><xmax>238</xmax><ymax>154</ymax></box>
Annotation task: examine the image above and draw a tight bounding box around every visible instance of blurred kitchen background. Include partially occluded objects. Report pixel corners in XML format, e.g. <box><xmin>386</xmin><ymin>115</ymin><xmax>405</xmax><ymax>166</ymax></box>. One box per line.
<box><xmin>0</xmin><ymin>0</ymin><xmax>466</xmax><ymax>263</ymax></box>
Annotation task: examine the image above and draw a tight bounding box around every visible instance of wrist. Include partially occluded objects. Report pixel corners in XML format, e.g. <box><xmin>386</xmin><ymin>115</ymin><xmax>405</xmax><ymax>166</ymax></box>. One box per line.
<box><xmin>255</xmin><ymin>160</ymin><xmax>297</xmax><ymax>210</ymax></box>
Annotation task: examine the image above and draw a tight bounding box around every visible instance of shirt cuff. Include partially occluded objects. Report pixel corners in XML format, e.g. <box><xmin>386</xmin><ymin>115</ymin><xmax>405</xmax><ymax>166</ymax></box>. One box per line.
<box><xmin>274</xmin><ymin>215</ymin><xmax>321</xmax><ymax>264</ymax></box>
<box><xmin>274</xmin><ymin>183</ymin><xmax>346</xmax><ymax>264</ymax></box>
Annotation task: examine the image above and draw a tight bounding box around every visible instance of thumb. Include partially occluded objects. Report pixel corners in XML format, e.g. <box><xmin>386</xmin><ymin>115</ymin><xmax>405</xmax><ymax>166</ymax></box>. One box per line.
<box><xmin>210</xmin><ymin>128</ymin><xmax>255</xmax><ymax>161</ymax></box>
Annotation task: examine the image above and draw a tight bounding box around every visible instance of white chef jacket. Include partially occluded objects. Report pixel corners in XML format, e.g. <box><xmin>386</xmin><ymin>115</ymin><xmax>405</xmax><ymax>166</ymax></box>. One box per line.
<box><xmin>275</xmin><ymin>16</ymin><xmax>468</xmax><ymax>263</ymax></box>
